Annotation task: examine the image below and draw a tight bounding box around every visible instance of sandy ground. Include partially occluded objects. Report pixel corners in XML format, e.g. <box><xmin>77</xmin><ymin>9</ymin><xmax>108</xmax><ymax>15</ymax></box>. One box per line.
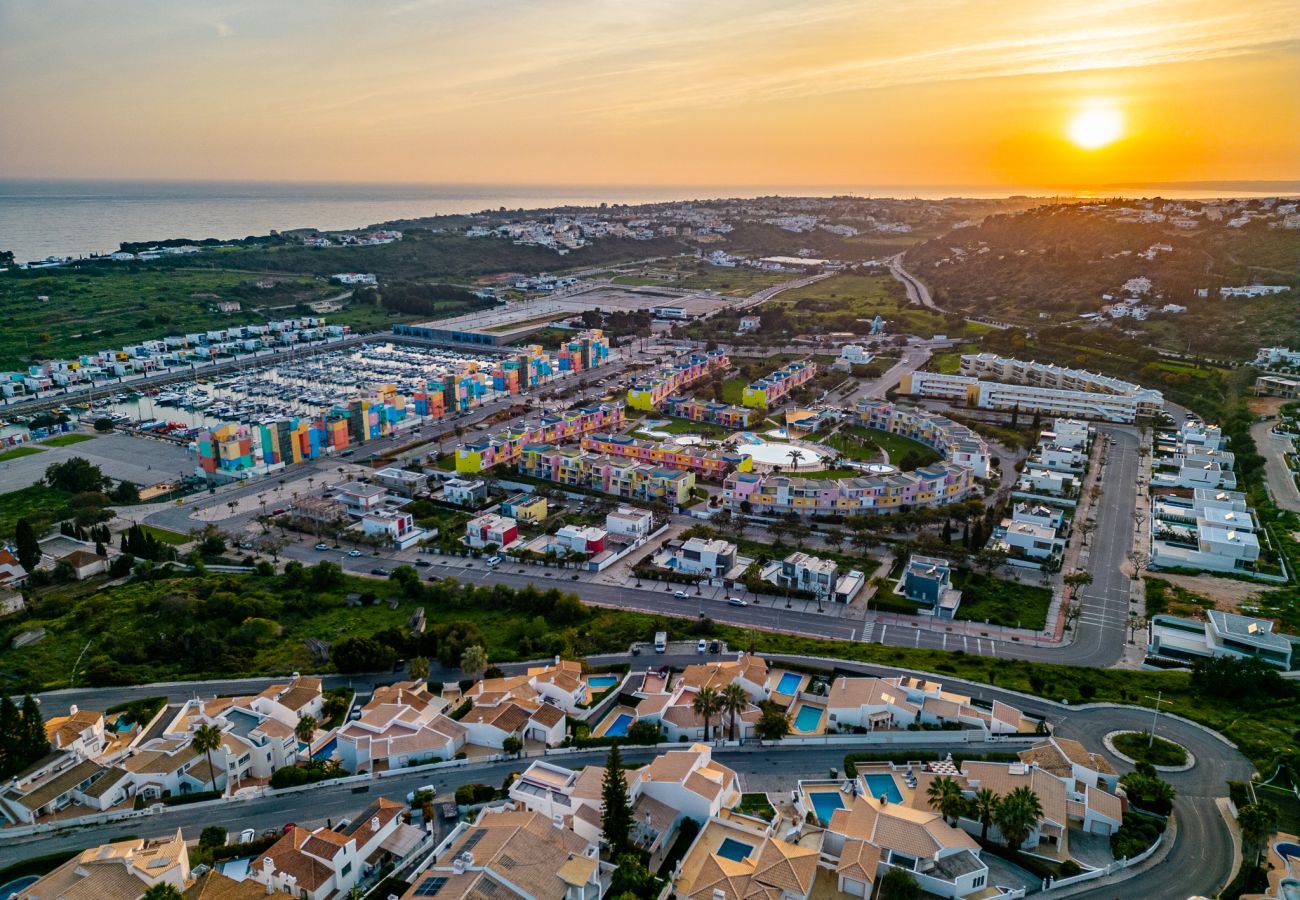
<box><xmin>1247</xmin><ymin>396</ymin><xmax>1287</xmax><ymax>416</ymax></box>
<box><xmin>1149</xmin><ymin>571</ymin><xmax>1272</xmax><ymax>611</ymax></box>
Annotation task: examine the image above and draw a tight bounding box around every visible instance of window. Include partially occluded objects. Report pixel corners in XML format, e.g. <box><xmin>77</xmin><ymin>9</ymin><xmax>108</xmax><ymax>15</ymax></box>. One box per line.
<box><xmin>973</xmin><ymin>875</ymin><xmax>985</xmax><ymax>888</ymax></box>
<box><xmin>341</xmin><ymin>862</ymin><xmax>352</xmax><ymax>877</ymax></box>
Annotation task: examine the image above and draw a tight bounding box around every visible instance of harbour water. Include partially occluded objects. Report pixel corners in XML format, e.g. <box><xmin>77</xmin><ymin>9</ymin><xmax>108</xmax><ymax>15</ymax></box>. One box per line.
<box><xmin>4</xmin><ymin>178</ymin><xmax>1295</xmax><ymax>262</ymax></box>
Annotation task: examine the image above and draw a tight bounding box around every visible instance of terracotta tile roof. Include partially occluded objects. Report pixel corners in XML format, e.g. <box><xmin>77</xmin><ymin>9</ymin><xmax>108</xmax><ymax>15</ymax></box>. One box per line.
<box><xmin>464</xmin><ymin>702</ymin><xmax>531</xmax><ymax>734</ymax></box>
<box><xmin>835</xmin><ymin>839</ymin><xmax>881</xmax><ymax>882</ymax></box>
<box><xmin>829</xmin><ymin>795</ymin><xmax>978</xmax><ymax>859</ymax></box>
<box><xmin>263</xmin><ymin>827</ymin><xmax>337</xmax><ymax>892</ymax></box>
<box><xmin>44</xmin><ymin>710</ymin><xmax>104</xmax><ymax>748</ymax></box>
<box><xmin>1085</xmin><ymin>785</ymin><xmax>1123</xmax><ymax>823</ymax></box>
<box><xmin>185</xmin><ymin>870</ymin><xmax>295</xmax><ymax>900</ymax></box>
<box><xmin>15</xmin><ymin>758</ymin><xmax>105</xmax><ymax>810</ymax></box>
<box><xmin>529</xmin><ymin>703</ymin><xmax>565</xmax><ymax>728</ymax></box>
<box><xmin>961</xmin><ymin>761</ymin><xmax>1069</xmax><ymax>827</ymax></box>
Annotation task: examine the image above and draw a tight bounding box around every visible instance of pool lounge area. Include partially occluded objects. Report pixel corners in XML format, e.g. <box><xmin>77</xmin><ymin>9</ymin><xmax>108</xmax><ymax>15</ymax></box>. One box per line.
<box><xmin>800</xmin><ymin>783</ymin><xmax>851</xmax><ymax>825</ymax></box>
<box><xmin>594</xmin><ymin>705</ymin><xmax>638</xmax><ymax>738</ymax></box>
<box><xmin>791</xmin><ymin>703</ymin><xmax>826</xmax><ymax>734</ymax></box>
<box><xmin>584</xmin><ymin>673</ymin><xmax>622</xmax><ymax>701</ymax></box>
<box><xmin>769</xmin><ymin>669</ymin><xmax>807</xmax><ymax>698</ymax></box>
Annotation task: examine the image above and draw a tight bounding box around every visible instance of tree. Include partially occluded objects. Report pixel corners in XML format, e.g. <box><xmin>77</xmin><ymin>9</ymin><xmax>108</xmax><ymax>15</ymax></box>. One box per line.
<box><xmin>19</xmin><ymin>695</ymin><xmax>48</xmax><ymax>765</ymax></box>
<box><xmin>692</xmin><ymin>687</ymin><xmax>722</xmax><ymax>741</ymax></box>
<box><xmin>925</xmin><ymin>776</ymin><xmax>965</xmax><ymax>826</ymax></box>
<box><xmin>191</xmin><ymin>723</ymin><xmax>224</xmax><ymax>793</ymax></box>
<box><xmin>878</xmin><ymin>867</ymin><xmax>921</xmax><ymax>900</ymax></box>
<box><xmin>408</xmin><ymin>656</ymin><xmax>431</xmax><ymax>681</ymax></box>
<box><xmin>0</xmin><ymin>695</ymin><xmax>20</xmax><ymax>778</ymax></box>
<box><xmin>460</xmin><ymin>644</ymin><xmax>488</xmax><ymax>679</ymax></box>
<box><xmin>502</xmin><ymin>736</ymin><xmax>523</xmax><ymax>756</ymax></box>
<box><xmin>601</xmin><ymin>744</ymin><xmax>634</xmax><ymax>857</ymax></box>
<box><xmin>295</xmin><ymin>715</ymin><xmax>317</xmax><ymax>758</ymax></box>
<box><xmin>14</xmin><ymin>518</ymin><xmax>40</xmax><ymax>574</ymax></box>
<box><xmin>992</xmin><ymin>786</ymin><xmax>1043</xmax><ymax>852</ymax></box>
<box><xmin>754</xmin><ymin>701</ymin><xmax>790</xmax><ymax>742</ymax></box>
<box><xmin>44</xmin><ymin>457</ymin><xmax>108</xmax><ymax>494</ymax></box>
<box><xmin>142</xmin><ymin>886</ymin><xmax>184</xmax><ymax>900</ymax></box>
<box><xmin>109</xmin><ymin>480</ymin><xmax>140</xmax><ymax>503</ymax></box>
<box><xmin>333</xmin><ymin>636</ymin><xmax>396</xmax><ymax>673</ymax></box>
<box><xmin>199</xmin><ymin>825</ymin><xmax>228</xmax><ymax>850</ymax></box>
<box><xmin>720</xmin><ymin>683</ymin><xmax>748</xmax><ymax>742</ymax></box>
<box><xmin>970</xmin><ymin>788</ymin><xmax>998</xmax><ymax>841</ymax></box>
<box><xmin>1237</xmin><ymin>800</ymin><xmax>1280</xmax><ymax>866</ymax></box>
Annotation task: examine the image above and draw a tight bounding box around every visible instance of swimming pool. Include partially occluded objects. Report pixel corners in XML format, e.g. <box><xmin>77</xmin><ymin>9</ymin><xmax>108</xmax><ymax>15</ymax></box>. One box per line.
<box><xmin>605</xmin><ymin>713</ymin><xmax>634</xmax><ymax>737</ymax></box>
<box><xmin>219</xmin><ymin>858</ymin><xmax>252</xmax><ymax>881</ymax></box>
<box><xmin>808</xmin><ymin>790</ymin><xmax>845</xmax><ymax>825</ymax></box>
<box><xmin>862</xmin><ymin>773</ymin><xmax>903</xmax><ymax>804</ymax></box>
<box><xmin>312</xmin><ymin>737</ymin><xmax>338</xmax><ymax>761</ymax></box>
<box><xmin>717</xmin><ymin>837</ymin><xmax>755</xmax><ymax>862</ymax></box>
<box><xmin>793</xmin><ymin>705</ymin><xmax>824</xmax><ymax>732</ymax></box>
<box><xmin>774</xmin><ymin>672</ymin><xmax>802</xmax><ymax>694</ymax></box>
<box><xmin>1278</xmin><ymin>842</ymin><xmax>1300</xmax><ymax>859</ymax></box>
<box><xmin>588</xmin><ymin>675</ymin><xmax>619</xmax><ymax>690</ymax></box>
<box><xmin>0</xmin><ymin>876</ymin><xmax>39</xmax><ymax>899</ymax></box>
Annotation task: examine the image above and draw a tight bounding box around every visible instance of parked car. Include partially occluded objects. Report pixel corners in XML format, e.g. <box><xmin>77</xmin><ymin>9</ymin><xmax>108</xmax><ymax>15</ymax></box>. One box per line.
<box><xmin>673</xmin><ymin>590</ymin><xmax>689</xmax><ymax>599</ymax></box>
<box><xmin>708</xmin><ymin>641</ymin><xmax>720</xmax><ymax>653</ymax></box>
<box><xmin>314</xmin><ymin>542</ymin><xmax>329</xmax><ymax>551</ymax></box>
<box><xmin>371</xmin><ymin>568</ymin><xmax>390</xmax><ymax>577</ymax></box>
<box><xmin>728</xmin><ymin>597</ymin><xmax>747</xmax><ymax>607</ymax></box>
<box><xmin>348</xmin><ymin>549</ymin><xmax>363</xmax><ymax>557</ymax></box>
<box><xmin>414</xmin><ymin>559</ymin><xmax>431</xmax><ymax>568</ymax></box>
<box><xmin>696</xmin><ymin>639</ymin><xmax>708</xmax><ymax>654</ymax></box>
<box><xmin>486</xmin><ymin>556</ymin><xmax>502</xmax><ymax>567</ymax></box>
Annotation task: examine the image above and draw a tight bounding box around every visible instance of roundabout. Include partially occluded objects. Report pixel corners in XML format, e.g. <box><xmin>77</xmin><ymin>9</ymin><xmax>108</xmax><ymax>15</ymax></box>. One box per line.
<box><xmin>1103</xmin><ymin>730</ymin><xmax>1196</xmax><ymax>772</ymax></box>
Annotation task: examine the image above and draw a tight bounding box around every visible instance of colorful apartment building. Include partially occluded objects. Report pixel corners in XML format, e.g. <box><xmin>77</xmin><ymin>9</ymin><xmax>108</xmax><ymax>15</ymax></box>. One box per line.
<box><xmin>579</xmin><ymin>432</ymin><xmax>752</xmax><ymax>480</ymax></box>
<box><xmin>854</xmin><ymin>399</ymin><xmax>992</xmax><ymax>478</ymax></box>
<box><xmin>741</xmin><ymin>360</ymin><xmax>816</xmax><ymax>409</ymax></box>
<box><xmin>723</xmin><ymin>461</ymin><xmax>975</xmax><ymax>516</ymax></box>
<box><xmin>454</xmin><ymin>403</ymin><xmax>625</xmax><ymax>473</ymax></box>
<box><xmin>661</xmin><ymin>396</ymin><xmax>756</xmax><ymax>428</ymax></box>
<box><xmin>519</xmin><ymin>445</ymin><xmax>696</xmax><ymax>506</ymax></box>
<box><xmin>626</xmin><ymin>351</ymin><xmax>729</xmax><ymax>411</ymax></box>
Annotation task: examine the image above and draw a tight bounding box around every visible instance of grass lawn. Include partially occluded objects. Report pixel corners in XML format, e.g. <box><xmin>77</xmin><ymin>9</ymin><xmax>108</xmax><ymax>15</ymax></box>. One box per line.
<box><xmin>831</xmin><ymin>426</ymin><xmax>941</xmax><ymax>469</ymax></box>
<box><xmin>41</xmin><ymin>433</ymin><xmax>96</xmax><ymax>448</ymax></box>
<box><xmin>825</xmin><ymin>427</ymin><xmax>882</xmax><ymax>462</ymax></box>
<box><xmin>0</xmin><ymin>446</ymin><xmax>45</xmax><ymax>461</ymax></box>
<box><xmin>788</xmin><ymin>467</ymin><xmax>863</xmax><ymax>480</ymax></box>
<box><xmin>952</xmin><ymin>572</ymin><xmax>1052</xmax><ymax>630</ymax></box>
<box><xmin>138</xmin><ymin>525</ymin><xmax>192</xmax><ymax>545</ymax></box>
<box><xmin>0</xmin><ymin>484</ymin><xmax>73</xmax><ymax>539</ymax></box>
<box><xmin>1111</xmin><ymin>731</ymin><xmax>1188</xmax><ymax>766</ymax></box>
<box><xmin>720</xmin><ymin>377</ymin><xmax>748</xmax><ymax>406</ymax></box>
<box><xmin>634</xmin><ymin>417</ymin><xmax>733</xmax><ymax>440</ymax></box>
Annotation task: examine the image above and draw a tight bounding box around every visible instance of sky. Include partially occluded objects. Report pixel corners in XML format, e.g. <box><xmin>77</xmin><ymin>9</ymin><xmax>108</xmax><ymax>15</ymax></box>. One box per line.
<box><xmin>1</xmin><ymin>0</ymin><xmax>1298</xmax><ymax>188</ymax></box>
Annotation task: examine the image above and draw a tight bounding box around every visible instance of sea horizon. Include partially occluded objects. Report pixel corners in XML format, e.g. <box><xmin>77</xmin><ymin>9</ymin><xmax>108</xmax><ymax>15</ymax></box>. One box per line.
<box><xmin>3</xmin><ymin>176</ymin><xmax>1298</xmax><ymax>262</ymax></box>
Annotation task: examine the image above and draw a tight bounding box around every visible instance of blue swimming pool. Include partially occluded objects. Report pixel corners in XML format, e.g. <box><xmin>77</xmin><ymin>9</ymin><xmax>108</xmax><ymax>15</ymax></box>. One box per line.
<box><xmin>588</xmin><ymin>675</ymin><xmax>619</xmax><ymax>690</ymax></box>
<box><xmin>312</xmin><ymin>737</ymin><xmax>338</xmax><ymax>761</ymax></box>
<box><xmin>717</xmin><ymin>837</ymin><xmax>755</xmax><ymax>862</ymax></box>
<box><xmin>793</xmin><ymin>704</ymin><xmax>823</xmax><ymax>732</ymax></box>
<box><xmin>605</xmin><ymin>713</ymin><xmax>633</xmax><ymax>737</ymax></box>
<box><xmin>775</xmin><ymin>672</ymin><xmax>802</xmax><ymax>694</ymax></box>
<box><xmin>1</xmin><ymin>876</ymin><xmax>39</xmax><ymax>899</ymax></box>
<box><xmin>1278</xmin><ymin>842</ymin><xmax>1300</xmax><ymax>859</ymax></box>
<box><xmin>808</xmin><ymin>791</ymin><xmax>845</xmax><ymax>825</ymax></box>
<box><xmin>862</xmin><ymin>773</ymin><xmax>902</xmax><ymax>804</ymax></box>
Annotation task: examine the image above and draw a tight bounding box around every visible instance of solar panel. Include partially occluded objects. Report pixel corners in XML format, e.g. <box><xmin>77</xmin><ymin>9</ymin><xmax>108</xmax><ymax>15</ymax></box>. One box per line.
<box><xmin>461</xmin><ymin>829</ymin><xmax>487</xmax><ymax>853</ymax></box>
<box><xmin>415</xmin><ymin>877</ymin><xmax>449</xmax><ymax>897</ymax></box>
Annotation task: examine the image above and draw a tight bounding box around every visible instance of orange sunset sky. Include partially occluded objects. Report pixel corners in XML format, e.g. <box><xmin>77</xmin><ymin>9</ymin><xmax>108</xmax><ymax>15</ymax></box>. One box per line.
<box><xmin>1</xmin><ymin>0</ymin><xmax>1297</xmax><ymax>188</ymax></box>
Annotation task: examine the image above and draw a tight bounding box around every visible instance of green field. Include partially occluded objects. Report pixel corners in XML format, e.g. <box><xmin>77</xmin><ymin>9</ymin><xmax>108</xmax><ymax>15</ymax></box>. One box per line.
<box><xmin>0</xmin><ymin>484</ymin><xmax>73</xmax><ymax>540</ymax></box>
<box><xmin>611</xmin><ymin>258</ymin><xmax>791</xmax><ymax>297</ymax></box>
<box><xmin>634</xmin><ymin>417</ymin><xmax>734</xmax><ymax>440</ymax></box>
<box><xmin>0</xmin><ymin>446</ymin><xmax>45</xmax><ymax>461</ymax></box>
<box><xmin>766</xmin><ymin>273</ymin><xmax>978</xmax><ymax>339</ymax></box>
<box><xmin>828</xmin><ymin>425</ymin><xmax>942</xmax><ymax>469</ymax></box>
<box><xmin>41</xmin><ymin>433</ymin><xmax>95</xmax><ymax>448</ymax></box>
<box><xmin>952</xmin><ymin>572</ymin><xmax>1052</xmax><ymax>630</ymax></box>
<box><xmin>138</xmin><ymin>525</ymin><xmax>192</xmax><ymax>545</ymax></box>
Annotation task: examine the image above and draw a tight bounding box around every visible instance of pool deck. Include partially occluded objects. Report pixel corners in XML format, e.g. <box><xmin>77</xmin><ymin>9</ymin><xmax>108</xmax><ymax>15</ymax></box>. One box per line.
<box><xmin>767</xmin><ymin>669</ymin><xmax>809</xmax><ymax>702</ymax></box>
<box><xmin>791</xmin><ymin>701</ymin><xmax>828</xmax><ymax>735</ymax></box>
<box><xmin>593</xmin><ymin>704</ymin><xmax>638</xmax><ymax>738</ymax></box>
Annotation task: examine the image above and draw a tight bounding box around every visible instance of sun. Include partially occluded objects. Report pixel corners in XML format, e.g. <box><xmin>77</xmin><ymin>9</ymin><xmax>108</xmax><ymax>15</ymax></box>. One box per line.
<box><xmin>1068</xmin><ymin>107</ymin><xmax>1124</xmax><ymax>150</ymax></box>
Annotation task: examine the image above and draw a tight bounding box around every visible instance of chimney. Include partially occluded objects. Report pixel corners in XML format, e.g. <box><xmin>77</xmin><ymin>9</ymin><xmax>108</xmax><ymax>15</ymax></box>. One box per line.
<box><xmin>453</xmin><ymin>856</ymin><xmax>466</xmax><ymax>875</ymax></box>
<box><xmin>553</xmin><ymin>814</ymin><xmax>565</xmax><ymax>830</ymax></box>
<box><xmin>371</xmin><ymin>816</ymin><xmax>381</xmax><ymax>832</ymax></box>
<box><xmin>69</xmin><ymin>704</ymin><xmax>79</xmax><ymax>716</ymax></box>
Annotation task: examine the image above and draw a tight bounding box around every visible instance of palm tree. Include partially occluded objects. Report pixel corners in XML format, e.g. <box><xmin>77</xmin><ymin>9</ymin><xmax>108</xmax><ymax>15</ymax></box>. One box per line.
<box><xmin>786</xmin><ymin>448</ymin><xmax>806</xmax><ymax>469</ymax></box>
<box><xmin>992</xmin><ymin>787</ymin><xmax>1043</xmax><ymax>853</ymax></box>
<box><xmin>190</xmin><ymin>723</ymin><xmax>223</xmax><ymax>793</ymax></box>
<box><xmin>925</xmin><ymin>776</ymin><xmax>965</xmax><ymax>826</ymax></box>
<box><xmin>970</xmin><ymin>788</ymin><xmax>999</xmax><ymax>841</ymax></box>
<box><xmin>460</xmin><ymin>644</ymin><xmax>488</xmax><ymax>680</ymax></box>
<box><xmin>295</xmin><ymin>715</ymin><xmax>317</xmax><ymax>759</ymax></box>
<box><xmin>720</xmin><ymin>683</ymin><xmax>748</xmax><ymax>742</ymax></box>
<box><xmin>1237</xmin><ymin>800</ymin><xmax>1280</xmax><ymax>866</ymax></box>
<box><xmin>692</xmin><ymin>687</ymin><xmax>722</xmax><ymax>742</ymax></box>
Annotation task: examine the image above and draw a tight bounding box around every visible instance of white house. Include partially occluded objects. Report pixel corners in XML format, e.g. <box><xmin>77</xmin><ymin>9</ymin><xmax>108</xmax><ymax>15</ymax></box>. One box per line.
<box><xmin>605</xmin><ymin>506</ymin><xmax>655</xmax><ymax>540</ymax></box>
<box><xmin>361</xmin><ymin>509</ymin><xmax>426</xmax><ymax>549</ymax></box>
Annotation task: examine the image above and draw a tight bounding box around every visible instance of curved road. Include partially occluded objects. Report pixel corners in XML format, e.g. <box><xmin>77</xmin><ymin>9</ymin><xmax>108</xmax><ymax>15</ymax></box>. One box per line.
<box><xmin>18</xmin><ymin>651</ymin><xmax>1250</xmax><ymax>899</ymax></box>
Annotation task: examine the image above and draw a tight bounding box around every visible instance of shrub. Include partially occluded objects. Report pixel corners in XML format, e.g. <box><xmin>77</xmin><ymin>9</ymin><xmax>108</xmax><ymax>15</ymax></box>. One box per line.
<box><xmin>454</xmin><ymin>783</ymin><xmax>496</xmax><ymax>805</ymax></box>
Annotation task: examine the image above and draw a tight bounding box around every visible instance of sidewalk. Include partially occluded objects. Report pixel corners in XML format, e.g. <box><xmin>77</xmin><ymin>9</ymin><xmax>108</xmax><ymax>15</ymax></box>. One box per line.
<box><xmin>1119</xmin><ymin>427</ymin><xmax>1153</xmax><ymax>668</ymax></box>
<box><xmin>1052</xmin><ymin>431</ymin><xmax>1108</xmax><ymax>643</ymax></box>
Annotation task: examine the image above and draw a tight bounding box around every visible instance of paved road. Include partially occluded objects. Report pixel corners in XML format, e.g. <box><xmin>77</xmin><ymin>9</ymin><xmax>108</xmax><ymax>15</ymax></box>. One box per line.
<box><xmin>1251</xmin><ymin>418</ymin><xmax>1300</xmax><ymax>512</ymax></box>
<box><xmin>888</xmin><ymin>253</ymin><xmax>938</xmax><ymax>310</ymax></box>
<box><xmin>15</xmin><ymin>652</ymin><xmax>1250</xmax><ymax>899</ymax></box>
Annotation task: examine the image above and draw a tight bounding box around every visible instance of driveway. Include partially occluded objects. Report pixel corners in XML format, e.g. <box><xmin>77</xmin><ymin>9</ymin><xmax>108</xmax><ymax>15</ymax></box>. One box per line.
<box><xmin>1250</xmin><ymin>419</ymin><xmax>1300</xmax><ymax>512</ymax></box>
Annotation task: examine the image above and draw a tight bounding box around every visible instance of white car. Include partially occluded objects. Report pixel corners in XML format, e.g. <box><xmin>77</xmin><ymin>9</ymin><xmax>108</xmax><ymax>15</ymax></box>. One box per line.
<box><xmin>696</xmin><ymin>639</ymin><xmax>708</xmax><ymax>653</ymax></box>
<box><xmin>727</xmin><ymin>597</ymin><xmax>747</xmax><ymax>607</ymax></box>
<box><xmin>673</xmin><ymin>590</ymin><xmax>689</xmax><ymax>599</ymax></box>
<box><xmin>348</xmin><ymin>549</ymin><xmax>362</xmax><ymax>558</ymax></box>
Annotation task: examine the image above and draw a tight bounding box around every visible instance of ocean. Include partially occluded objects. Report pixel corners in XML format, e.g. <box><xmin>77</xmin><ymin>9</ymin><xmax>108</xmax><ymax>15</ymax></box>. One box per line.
<box><xmin>2</xmin><ymin>178</ymin><xmax>1295</xmax><ymax>262</ymax></box>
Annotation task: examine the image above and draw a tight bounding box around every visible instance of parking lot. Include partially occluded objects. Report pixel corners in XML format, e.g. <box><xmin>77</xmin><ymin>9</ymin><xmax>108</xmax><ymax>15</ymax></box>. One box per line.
<box><xmin>0</xmin><ymin>431</ymin><xmax>196</xmax><ymax>492</ymax></box>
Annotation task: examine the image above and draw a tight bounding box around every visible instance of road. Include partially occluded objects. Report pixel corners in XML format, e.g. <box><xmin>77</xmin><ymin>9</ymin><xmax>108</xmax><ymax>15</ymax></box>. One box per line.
<box><xmin>13</xmin><ymin>651</ymin><xmax>1251</xmax><ymax>899</ymax></box>
<box><xmin>1250</xmin><ymin>418</ymin><xmax>1300</xmax><ymax>513</ymax></box>
<box><xmin>888</xmin><ymin>253</ymin><xmax>939</xmax><ymax>310</ymax></box>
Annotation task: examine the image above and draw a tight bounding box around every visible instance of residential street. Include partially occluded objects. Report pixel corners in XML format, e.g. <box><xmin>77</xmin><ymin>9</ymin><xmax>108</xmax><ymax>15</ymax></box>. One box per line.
<box><xmin>1250</xmin><ymin>418</ymin><xmax>1300</xmax><ymax>512</ymax></box>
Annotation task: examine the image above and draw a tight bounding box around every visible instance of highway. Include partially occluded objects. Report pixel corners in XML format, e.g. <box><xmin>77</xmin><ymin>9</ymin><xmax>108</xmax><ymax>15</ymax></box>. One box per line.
<box><xmin>888</xmin><ymin>253</ymin><xmax>939</xmax><ymax>310</ymax></box>
<box><xmin>14</xmin><ymin>651</ymin><xmax>1251</xmax><ymax>899</ymax></box>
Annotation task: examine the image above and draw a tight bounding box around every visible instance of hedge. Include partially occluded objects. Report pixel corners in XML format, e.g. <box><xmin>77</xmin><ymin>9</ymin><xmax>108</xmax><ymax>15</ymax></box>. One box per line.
<box><xmin>161</xmin><ymin>789</ymin><xmax>221</xmax><ymax>806</ymax></box>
